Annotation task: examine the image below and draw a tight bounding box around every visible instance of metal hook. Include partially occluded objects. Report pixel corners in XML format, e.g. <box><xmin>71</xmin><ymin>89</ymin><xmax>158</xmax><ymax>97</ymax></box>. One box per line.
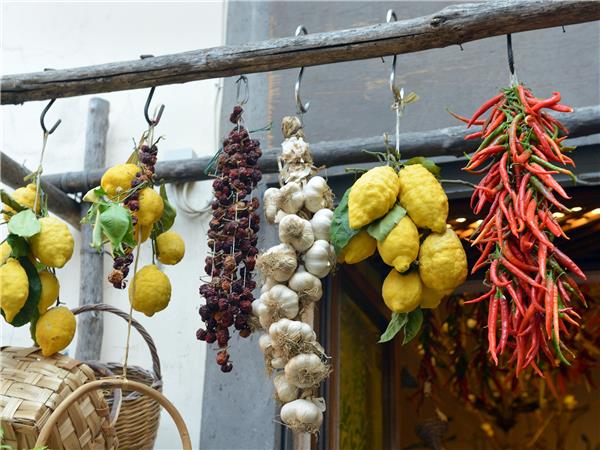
<box><xmin>294</xmin><ymin>25</ymin><xmax>310</xmax><ymax>115</ymax></box>
<box><xmin>144</xmin><ymin>86</ymin><xmax>165</xmax><ymax>127</ymax></box>
<box><xmin>40</xmin><ymin>98</ymin><xmax>62</xmax><ymax>135</ymax></box>
<box><xmin>140</xmin><ymin>55</ymin><xmax>165</xmax><ymax>127</ymax></box>
<box><xmin>235</xmin><ymin>75</ymin><xmax>250</xmax><ymax>106</ymax></box>
<box><xmin>386</xmin><ymin>10</ymin><xmax>404</xmax><ymax>104</ymax></box>
<box><xmin>506</xmin><ymin>34</ymin><xmax>518</xmax><ymax>85</ymax></box>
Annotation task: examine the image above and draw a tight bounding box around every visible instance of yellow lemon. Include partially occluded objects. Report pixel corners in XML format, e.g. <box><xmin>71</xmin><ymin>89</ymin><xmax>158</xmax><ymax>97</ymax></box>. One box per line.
<box><xmin>1</xmin><ymin>241</ymin><xmax>12</xmax><ymax>264</ymax></box>
<box><xmin>0</xmin><ymin>258</ymin><xmax>29</xmax><ymax>323</ymax></box>
<box><xmin>35</xmin><ymin>306</ymin><xmax>76</xmax><ymax>356</ymax></box>
<box><xmin>382</xmin><ymin>269</ymin><xmax>422</xmax><ymax>313</ymax></box>
<box><xmin>418</xmin><ymin>228</ymin><xmax>467</xmax><ymax>292</ymax></box>
<box><xmin>377</xmin><ymin>216</ymin><xmax>419</xmax><ymax>272</ymax></box>
<box><xmin>338</xmin><ymin>230</ymin><xmax>376</xmax><ymax>264</ymax></box>
<box><xmin>398</xmin><ymin>164</ymin><xmax>448</xmax><ymax>233</ymax></box>
<box><xmin>129</xmin><ymin>265</ymin><xmax>171</xmax><ymax>317</ymax></box>
<box><xmin>3</xmin><ymin>184</ymin><xmax>41</xmax><ymax>220</ymax></box>
<box><xmin>29</xmin><ymin>216</ymin><xmax>74</xmax><ymax>268</ymax></box>
<box><xmin>38</xmin><ymin>270</ymin><xmax>60</xmax><ymax>314</ymax></box>
<box><xmin>156</xmin><ymin>231</ymin><xmax>185</xmax><ymax>265</ymax></box>
<box><xmin>134</xmin><ymin>223</ymin><xmax>152</xmax><ymax>243</ymax></box>
<box><xmin>419</xmin><ymin>284</ymin><xmax>451</xmax><ymax>309</ymax></box>
<box><xmin>348</xmin><ymin>166</ymin><xmax>400</xmax><ymax>229</ymax></box>
<box><xmin>100</xmin><ymin>163</ymin><xmax>139</xmax><ymax>199</ymax></box>
<box><xmin>137</xmin><ymin>188</ymin><xmax>164</xmax><ymax>227</ymax></box>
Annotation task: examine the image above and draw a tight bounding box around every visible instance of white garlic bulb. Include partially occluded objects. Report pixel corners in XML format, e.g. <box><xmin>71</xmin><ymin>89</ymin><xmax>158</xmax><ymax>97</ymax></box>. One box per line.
<box><xmin>304</xmin><ymin>240</ymin><xmax>336</xmax><ymax>278</ymax></box>
<box><xmin>310</xmin><ymin>208</ymin><xmax>333</xmax><ymax>241</ymax></box>
<box><xmin>288</xmin><ymin>266</ymin><xmax>322</xmax><ymax>304</ymax></box>
<box><xmin>256</xmin><ymin>243</ymin><xmax>298</xmax><ymax>282</ymax></box>
<box><xmin>274</xmin><ymin>373</ymin><xmax>299</xmax><ymax>403</ymax></box>
<box><xmin>280</xmin><ymin>398</ymin><xmax>323</xmax><ymax>433</ymax></box>
<box><xmin>284</xmin><ymin>353</ymin><xmax>330</xmax><ymax>389</ymax></box>
<box><xmin>263</xmin><ymin>188</ymin><xmax>281</xmax><ymax>224</ymax></box>
<box><xmin>278</xmin><ymin>214</ymin><xmax>314</xmax><ymax>252</ymax></box>
<box><xmin>279</xmin><ymin>182</ymin><xmax>305</xmax><ymax>214</ymax></box>
<box><xmin>303</xmin><ymin>176</ymin><xmax>332</xmax><ymax>213</ymax></box>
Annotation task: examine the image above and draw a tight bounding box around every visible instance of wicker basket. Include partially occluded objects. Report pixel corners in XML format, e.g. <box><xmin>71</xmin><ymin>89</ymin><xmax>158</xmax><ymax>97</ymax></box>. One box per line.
<box><xmin>35</xmin><ymin>378</ymin><xmax>191</xmax><ymax>450</ymax></box>
<box><xmin>72</xmin><ymin>304</ymin><xmax>163</xmax><ymax>450</ymax></box>
<box><xmin>0</xmin><ymin>346</ymin><xmax>117</xmax><ymax>450</ymax></box>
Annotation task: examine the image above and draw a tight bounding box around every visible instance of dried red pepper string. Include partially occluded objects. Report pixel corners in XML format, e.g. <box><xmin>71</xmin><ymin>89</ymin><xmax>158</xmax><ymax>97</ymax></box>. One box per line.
<box><xmin>453</xmin><ymin>84</ymin><xmax>587</xmax><ymax>376</ymax></box>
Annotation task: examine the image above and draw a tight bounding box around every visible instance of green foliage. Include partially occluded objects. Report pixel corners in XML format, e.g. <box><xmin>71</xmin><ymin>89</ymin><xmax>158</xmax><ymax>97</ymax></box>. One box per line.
<box><xmin>6</xmin><ymin>234</ymin><xmax>30</xmax><ymax>258</ymax></box>
<box><xmin>379</xmin><ymin>308</ymin><xmax>424</xmax><ymax>344</ymax></box>
<box><xmin>8</xmin><ymin>210</ymin><xmax>40</xmax><ymax>238</ymax></box>
<box><xmin>366</xmin><ymin>203</ymin><xmax>406</xmax><ymax>241</ymax></box>
<box><xmin>330</xmin><ymin>188</ymin><xmax>360</xmax><ymax>255</ymax></box>
<box><xmin>404</xmin><ymin>156</ymin><xmax>441</xmax><ymax>178</ymax></box>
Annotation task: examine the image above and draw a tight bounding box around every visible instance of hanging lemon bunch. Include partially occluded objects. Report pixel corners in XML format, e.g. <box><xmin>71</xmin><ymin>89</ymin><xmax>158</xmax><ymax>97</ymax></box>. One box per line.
<box><xmin>83</xmin><ymin>92</ymin><xmax>184</xmax><ymax>317</ymax></box>
<box><xmin>1</xmin><ymin>112</ymin><xmax>77</xmax><ymax>356</ymax></box>
<box><xmin>332</xmin><ymin>153</ymin><xmax>467</xmax><ymax>343</ymax></box>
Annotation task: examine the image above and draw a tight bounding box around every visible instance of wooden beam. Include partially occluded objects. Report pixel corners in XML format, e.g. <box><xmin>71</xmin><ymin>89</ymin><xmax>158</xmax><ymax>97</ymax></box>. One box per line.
<box><xmin>1</xmin><ymin>152</ymin><xmax>81</xmax><ymax>228</ymax></box>
<box><xmin>75</xmin><ymin>98</ymin><xmax>109</xmax><ymax>362</ymax></box>
<box><xmin>3</xmin><ymin>0</ymin><xmax>599</xmax><ymax>104</ymax></box>
<box><xmin>42</xmin><ymin>105</ymin><xmax>600</xmax><ymax>193</ymax></box>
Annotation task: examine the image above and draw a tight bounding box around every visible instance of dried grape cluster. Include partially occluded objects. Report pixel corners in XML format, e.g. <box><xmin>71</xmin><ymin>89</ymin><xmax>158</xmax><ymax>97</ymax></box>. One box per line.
<box><xmin>108</xmin><ymin>143</ymin><xmax>159</xmax><ymax>289</ymax></box>
<box><xmin>197</xmin><ymin>105</ymin><xmax>263</xmax><ymax>372</ymax></box>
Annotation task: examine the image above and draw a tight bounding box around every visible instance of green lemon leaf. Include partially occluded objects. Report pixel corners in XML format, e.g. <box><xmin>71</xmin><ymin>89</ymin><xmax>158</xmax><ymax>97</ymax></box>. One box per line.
<box><xmin>403</xmin><ymin>308</ymin><xmax>424</xmax><ymax>344</ymax></box>
<box><xmin>330</xmin><ymin>188</ymin><xmax>360</xmax><ymax>255</ymax></box>
<box><xmin>379</xmin><ymin>312</ymin><xmax>408</xmax><ymax>343</ymax></box>
<box><xmin>155</xmin><ymin>184</ymin><xmax>177</xmax><ymax>234</ymax></box>
<box><xmin>99</xmin><ymin>204</ymin><xmax>132</xmax><ymax>250</ymax></box>
<box><xmin>366</xmin><ymin>203</ymin><xmax>406</xmax><ymax>241</ymax></box>
<box><xmin>90</xmin><ymin>209</ymin><xmax>104</xmax><ymax>252</ymax></box>
<box><xmin>7</xmin><ymin>209</ymin><xmax>41</xmax><ymax>238</ymax></box>
<box><xmin>6</xmin><ymin>234</ymin><xmax>30</xmax><ymax>258</ymax></box>
<box><xmin>404</xmin><ymin>157</ymin><xmax>441</xmax><ymax>178</ymax></box>
<box><xmin>2</xmin><ymin>257</ymin><xmax>42</xmax><ymax>328</ymax></box>
<box><xmin>0</xmin><ymin>189</ymin><xmax>27</xmax><ymax>213</ymax></box>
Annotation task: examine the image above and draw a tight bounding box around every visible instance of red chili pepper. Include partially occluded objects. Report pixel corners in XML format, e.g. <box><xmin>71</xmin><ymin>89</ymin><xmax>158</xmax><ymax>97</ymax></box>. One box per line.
<box><xmin>465</xmin><ymin>131</ymin><xmax>483</xmax><ymax>140</ymax></box>
<box><xmin>557</xmin><ymin>279</ymin><xmax>571</xmax><ymax>305</ymax></box>
<box><xmin>530</xmin><ymin>176</ymin><xmax>570</xmax><ymax>213</ymax></box>
<box><xmin>517</xmin><ymin>173</ymin><xmax>531</xmax><ymax>219</ymax></box>
<box><xmin>472</xmin><ymin>240</ymin><xmax>494</xmax><ymax>274</ymax></box>
<box><xmin>490</xmin><ymin>258</ymin><xmax>510</xmax><ymax>287</ymax></box>
<box><xmin>517</xmin><ymin>84</ymin><xmax>534</xmax><ymax>113</ymax></box>
<box><xmin>488</xmin><ymin>293</ymin><xmax>499</xmax><ymax>365</ymax></box>
<box><xmin>548</xmin><ymin>104</ymin><xmax>573</xmax><ymax>113</ymax></box>
<box><xmin>538</xmin><ymin>244</ymin><xmax>547</xmax><ymax>282</ymax></box>
<box><xmin>508</xmin><ymin>113</ymin><xmax>524</xmax><ymax>160</ymax></box>
<box><xmin>468</xmin><ymin>92</ymin><xmax>504</xmax><ymax>127</ymax></box>
<box><xmin>505</xmin><ymin>281</ymin><xmax>526</xmax><ymax>316</ymax></box>
<box><xmin>540</xmin><ymin>111</ymin><xmax>569</xmax><ymax>134</ymax></box>
<box><xmin>530</xmin><ymin>91</ymin><xmax>561</xmax><ymax>112</ymax></box>
<box><xmin>533</xmin><ymin>168</ymin><xmax>571</xmax><ymax>199</ymax></box>
<box><xmin>501</xmin><ymin>257</ymin><xmax>546</xmax><ymax>290</ymax></box>
<box><xmin>552</xmin><ymin>281</ymin><xmax>560</xmax><ymax>343</ymax></box>
<box><xmin>545</xmin><ymin>276</ymin><xmax>553</xmax><ymax>339</ymax></box>
<box><xmin>503</xmin><ymin>242</ymin><xmax>537</xmax><ymax>272</ymax></box>
<box><xmin>552</xmin><ymin>247</ymin><xmax>587</xmax><ymax>280</ymax></box>
<box><xmin>525</xmin><ymin>199</ymin><xmax>555</xmax><ymax>249</ymax></box>
<box><xmin>483</xmin><ymin>111</ymin><xmax>506</xmax><ymax>137</ymax></box>
<box><xmin>464</xmin><ymin>288</ymin><xmax>495</xmax><ymax>304</ymax></box>
<box><xmin>498</xmin><ymin>296</ymin><xmax>509</xmax><ymax>355</ymax></box>
<box><xmin>544</xmin><ymin>134</ymin><xmax>566</xmax><ymax>164</ymax></box>
<box><xmin>447</xmin><ymin>109</ymin><xmax>484</xmax><ymax>125</ymax></box>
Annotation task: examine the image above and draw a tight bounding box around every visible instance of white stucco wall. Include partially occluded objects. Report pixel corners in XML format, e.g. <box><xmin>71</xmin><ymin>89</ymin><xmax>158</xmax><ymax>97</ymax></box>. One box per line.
<box><xmin>1</xmin><ymin>2</ymin><xmax>226</xmax><ymax>448</ymax></box>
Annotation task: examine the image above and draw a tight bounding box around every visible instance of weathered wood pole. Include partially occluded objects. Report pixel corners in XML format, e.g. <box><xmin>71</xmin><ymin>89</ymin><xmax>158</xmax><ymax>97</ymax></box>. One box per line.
<box><xmin>75</xmin><ymin>97</ymin><xmax>109</xmax><ymax>361</ymax></box>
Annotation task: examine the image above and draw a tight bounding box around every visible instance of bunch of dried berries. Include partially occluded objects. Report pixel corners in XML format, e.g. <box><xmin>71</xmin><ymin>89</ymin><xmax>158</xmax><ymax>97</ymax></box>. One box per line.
<box><xmin>108</xmin><ymin>142</ymin><xmax>160</xmax><ymax>289</ymax></box>
<box><xmin>197</xmin><ymin>105</ymin><xmax>263</xmax><ymax>372</ymax></box>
